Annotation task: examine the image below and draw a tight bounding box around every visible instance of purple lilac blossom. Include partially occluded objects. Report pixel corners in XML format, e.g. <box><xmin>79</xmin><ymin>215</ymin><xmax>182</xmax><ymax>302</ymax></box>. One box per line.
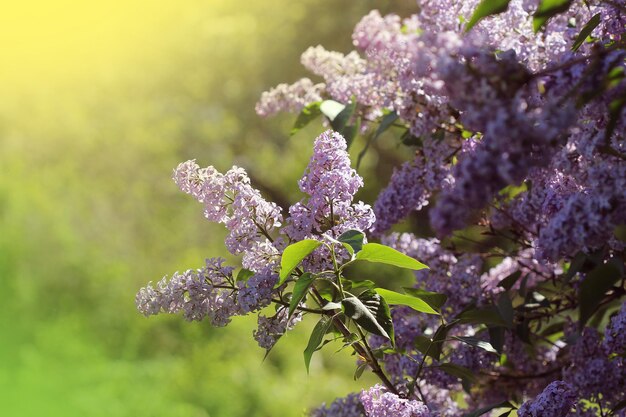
<box><xmin>309</xmin><ymin>393</ymin><xmax>366</xmax><ymax>417</ymax></box>
<box><xmin>360</xmin><ymin>385</ymin><xmax>430</xmax><ymax>417</ymax></box>
<box><xmin>517</xmin><ymin>381</ymin><xmax>577</xmax><ymax>417</ymax></box>
<box><xmin>284</xmin><ymin>130</ymin><xmax>374</xmax><ymax>269</ymax></box>
<box><xmin>604</xmin><ymin>302</ymin><xmax>626</xmax><ymax>355</ymax></box>
<box><xmin>255</xmin><ymin>78</ymin><xmax>325</xmax><ymax>117</ymax></box>
<box><xmin>253</xmin><ymin>308</ymin><xmax>302</xmax><ymax>350</ymax></box>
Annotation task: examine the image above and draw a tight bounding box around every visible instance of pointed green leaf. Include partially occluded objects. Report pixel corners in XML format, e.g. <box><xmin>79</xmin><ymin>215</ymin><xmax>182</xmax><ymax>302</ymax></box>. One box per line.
<box><xmin>436</xmin><ymin>363</ymin><xmax>477</xmax><ymax>383</ymax></box>
<box><xmin>429</xmin><ymin>321</ymin><xmax>457</xmax><ymax>361</ymax></box>
<box><xmin>579</xmin><ymin>259</ymin><xmax>623</xmax><ymax>327</ymax></box>
<box><xmin>403</xmin><ymin>288</ymin><xmax>448</xmax><ymax>310</ymax></box>
<box><xmin>456</xmin><ymin>307</ymin><xmax>509</xmax><ymax>327</ymax></box>
<box><xmin>278</xmin><ymin>239</ymin><xmax>322</xmax><ymax>287</ymax></box>
<box><xmin>236</xmin><ymin>268</ymin><xmax>255</xmax><ymax>282</ymax></box>
<box><xmin>466</xmin><ymin>0</ymin><xmax>512</xmax><ymax>31</ymax></box>
<box><xmin>571</xmin><ymin>13</ymin><xmax>601</xmax><ymax>52</ymax></box>
<box><xmin>304</xmin><ymin>315</ymin><xmax>332</xmax><ymax>373</ymax></box>
<box><xmin>497</xmin><ymin>292</ymin><xmax>515</xmax><ymax>327</ymax></box>
<box><xmin>320</xmin><ymin>100</ymin><xmax>346</xmax><ymax>121</ymax></box>
<box><xmin>355</xmin><ymin>243</ymin><xmax>428</xmax><ymax>270</ymax></box>
<box><xmin>533</xmin><ymin>0</ymin><xmax>573</xmax><ymax>32</ymax></box>
<box><xmin>291</xmin><ymin>102</ymin><xmax>322</xmax><ymax>136</ymax></box>
<box><xmin>498</xmin><ymin>270</ymin><xmax>522</xmax><ymax>291</ymax></box>
<box><xmin>342</xmin><ymin>290</ymin><xmax>394</xmax><ymax>345</ymax></box>
<box><xmin>338</xmin><ymin>229</ymin><xmax>365</xmax><ymax>255</ymax></box>
<box><xmin>330</xmin><ymin>100</ymin><xmax>357</xmax><ymax>133</ymax></box>
<box><xmin>288</xmin><ymin>273</ymin><xmax>316</xmax><ymax>319</ymax></box>
<box><xmin>463</xmin><ymin>401</ymin><xmax>514</xmax><ymax>417</ymax></box>
<box><xmin>356</xmin><ymin>110</ymin><xmax>399</xmax><ymax>169</ymax></box>
<box><xmin>452</xmin><ymin>336</ymin><xmax>499</xmax><ymax>354</ymax></box>
<box><xmin>375</xmin><ymin>288</ymin><xmax>439</xmax><ymax>315</ymax></box>
<box><xmin>414</xmin><ymin>335</ymin><xmax>432</xmax><ymax>355</ymax></box>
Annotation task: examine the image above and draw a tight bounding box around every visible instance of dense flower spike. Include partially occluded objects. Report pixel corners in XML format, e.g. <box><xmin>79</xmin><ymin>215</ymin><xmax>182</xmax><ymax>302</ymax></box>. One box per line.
<box><xmin>140</xmin><ymin>1</ymin><xmax>626</xmax><ymax>416</ymax></box>
<box><xmin>360</xmin><ymin>385</ymin><xmax>430</xmax><ymax>417</ymax></box>
<box><xmin>285</xmin><ymin>130</ymin><xmax>374</xmax><ymax>242</ymax></box>
<box><xmin>517</xmin><ymin>381</ymin><xmax>577</xmax><ymax>417</ymax></box>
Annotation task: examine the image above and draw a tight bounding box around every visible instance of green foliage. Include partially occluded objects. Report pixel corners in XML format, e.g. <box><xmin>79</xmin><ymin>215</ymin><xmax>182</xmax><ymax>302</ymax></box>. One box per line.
<box><xmin>374</xmin><ymin>288</ymin><xmax>439</xmax><ymax>315</ymax></box>
<box><xmin>466</xmin><ymin>0</ymin><xmax>511</xmax><ymax>31</ymax></box>
<box><xmin>533</xmin><ymin>0</ymin><xmax>573</xmax><ymax>32</ymax></box>
<box><xmin>571</xmin><ymin>13</ymin><xmax>601</xmax><ymax>52</ymax></box>
<box><xmin>289</xmin><ymin>273</ymin><xmax>316</xmax><ymax>319</ymax></box>
<box><xmin>578</xmin><ymin>259</ymin><xmax>624</xmax><ymax>327</ymax></box>
<box><xmin>355</xmin><ymin>243</ymin><xmax>429</xmax><ymax>271</ymax></box>
<box><xmin>291</xmin><ymin>102</ymin><xmax>322</xmax><ymax>136</ymax></box>
<box><xmin>402</xmin><ymin>288</ymin><xmax>448</xmax><ymax>311</ymax></box>
<box><xmin>337</xmin><ymin>229</ymin><xmax>365</xmax><ymax>255</ymax></box>
<box><xmin>278</xmin><ymin>239</ymin><xmax>323</xmax><ymax>285</ymax></box>
<box><xmin>304</xmin><ymin>316</ymin><xmax>333</xmax><ymax>373</ymax></box>
<box><xmin>342</xmin><ymin>290</ymin><xmax>394</xmax><ymax>344</ymax></box>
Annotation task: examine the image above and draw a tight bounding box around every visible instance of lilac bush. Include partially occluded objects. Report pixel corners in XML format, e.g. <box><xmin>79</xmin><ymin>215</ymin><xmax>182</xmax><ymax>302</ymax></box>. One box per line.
<box><xmin>138</xmin><ymin>1</ymin><xmax>626</xmax><ymax>416</ymax></box>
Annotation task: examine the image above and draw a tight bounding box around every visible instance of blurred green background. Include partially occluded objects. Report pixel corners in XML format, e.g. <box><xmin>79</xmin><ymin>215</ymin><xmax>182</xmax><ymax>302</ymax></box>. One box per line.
<box><xmin>0</xmin><ymin>1</ymin><xmax>416</xmax><ymax>416</ymax></box>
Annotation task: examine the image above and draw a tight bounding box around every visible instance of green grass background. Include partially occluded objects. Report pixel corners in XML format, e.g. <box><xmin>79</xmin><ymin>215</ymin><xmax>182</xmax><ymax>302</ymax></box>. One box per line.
<box><xmin>0</xmin><ymin>1</ymin><xmax>417</xmax><ymax>416</ymax></box>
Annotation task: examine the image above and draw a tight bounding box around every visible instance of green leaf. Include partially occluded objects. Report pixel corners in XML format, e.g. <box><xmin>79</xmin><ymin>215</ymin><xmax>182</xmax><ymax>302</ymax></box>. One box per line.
<box><xmin>615</xmin><ymin>224</ymin><xmax>626</xmax><ymax>242</ymax></box>
<box><xmin>579</xmin><ymin>259</ymin><xmax>623</xmax><ymax>327</ymax></box>
<box><xmin>463</xmin><ymin>401</ymin><xmax>514</xmax><ymax>417</ymax></box>
<box><xmin>338</xmin><ymin>229</ymin><xmax>365</xmax><ymax>255</ymax></box>
<box><xmin>403</xmin><ymin>288</ymin><xmax>448</xmax><ymax>310</ymax></box>
<box><xmin>304</xmin><ymin>315</ymin><xmax>333</xmax><ymax>373</ymax></box>
<box><xmin>376</xmin><ymin>111</ymin><xmax>399</xmax><ymax>137</ymax></box>
<box><xmin>604</xmin><ymin>96</ymin><xmax>626</xmax><ymax>143</ymax></box>
<box><xmin>466</xmin><ymin>0</ymin><xmax>511</xmax><ymax>31</ymax></box>
<box><xmin>400</xmin><ymin>130</ymin><xmax>423</xmax><ymax>147</ymax></box>
<box><xmin>429</xmin><ymin>321</ymin><xmax>457</xmax><ymax>361</ymax></box>
<box><xmin>342</xmin><ymin>279</ymin><xmax>377</xmax><ymax>292</ymax></box>
<box><xmin>342</xmin><ymin>290</ymin><xmax>394</xmax><ymax>345</ymax></box>
<box><xmin>291</xmin><ymin>102</ymin><xmax>322</xmax><ymax>136</ymax></box>
<box><xmin>289</xmin><ymin>273</ymin><xmax>316</xmax><ymax>319</ymax></box>
<box><xmin>355</xmin><ymin>243</ymin><xmax>428</xmax><ymax>271</ymax></box>
<box><xmin>488</xmin><ymin>326</ymin><xmax>505</xmax><ymax>354</ymax></box>
<box><xmin>436</xmin><ymin>363</ymin><xmax>477</xmax><ymax>383</ymax></box>
<box><xmin>496</xmin><ymin>292</ymin><xmax>515</xmax><ymax>327</ymax></box>
<box><xmin>452</xmin><ymin>336</ymin><xmax>499</xmax><ymax>354</ymax></box>
<box><xmin>456</xmin><ymin>307</ymin><xmax>509</xmax><ymax>327</ymax></box>
<box><xmin>375</xmin><ymin>288</ymin><xmax>439</xmax><ymax>315</ymax></box>
<box><xmin>236</xmin><ymin>268</ymin><xmax>255</xmax><ymax>282</ymax></box>
<box><xmin>414</xmin><ymin>335</ymin><xmax>432</xmax><ymax>355</ymax></box>
<box><xmin>354</xmin><ymin>361</ymin><xmax>368</xmax><ymax>380</ymax></box>
<box><xmin>278</xmin><ymin>239</ymin><xmax>322</xmax><ymax>287</ymax></box>
<box><xmin>498</xmin><ymin>270</ymin><xmax>522</xmax><ymax>291</ymax></box>
<box><xmin>330</xmin><ymin>100</ymin><xmax>357</xmax><ymax>133</ymax></box>
<box><xmin>320</xmin><ymin>100</ymin><xmax>346</xmax><ymax>121</ymax></box>
<box><xmin>356</xmin><ymin>110</ymin><xmax>399</xmax><ymax>169</ymax></box>
<box><xmin>533</xmin><ymin>0</ymin><xmax>573</xmax><ymax>32</ymax></box>
<box><xmin>571</xmin><ymin>13</ymin><xmax>601</xmax><ymax>52</ymax></box>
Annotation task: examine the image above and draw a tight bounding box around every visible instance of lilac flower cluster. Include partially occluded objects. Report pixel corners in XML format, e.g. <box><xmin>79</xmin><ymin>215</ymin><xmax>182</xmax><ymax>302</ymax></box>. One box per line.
<box><xmin>136</xmin><ymin>257</ymin><xmax>254</xmax><ymax>326</ymax></box>
<box><xmin>360</xmin><ymin>385</ymin><xmax>430</xmax><ymax>417</ymax></box>
<box><xmin>138</xmin><ymin>129</ymin><xmax>376</xmax><ymax>352</ymax></box>
<box><xmin>517</xmin><ymin>381</ymin><xmax>577</xmax><ymax>417</ymax></box>
<box><xmin>309</xmin><ymin>393</ymin><xmax>365</xmax><ymax>417</ymax></box>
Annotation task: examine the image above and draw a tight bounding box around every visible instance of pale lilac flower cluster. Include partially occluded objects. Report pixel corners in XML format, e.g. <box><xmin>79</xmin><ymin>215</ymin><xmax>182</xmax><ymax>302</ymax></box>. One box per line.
<box><xmin>563</xmin><ymin>325</ymin><xmax>626</xmax><ymax>412</ymax></box>
<box><xmin>309</xmin><ymin>393</ymin><xmax>365</xmax><ymax>417</ymax></box>
<box><xmin>604</xmin><ymin>302</ymin><xmax>626</xmax><ymax>355</ymax></box>
<box><xmin>285</xmin><ymin>130</ymin><xmax>374</xmax><ymax>243</ymax></box>
<box><xmin>253</xmin><ymin>308</ymin><xmax>302</xmax><ymax>350</ymax></box>
<box><xmin>173</xmin><ymin>161</ymin><xmax>283</xmax><ymax>262</ymax></box>
<box><xmin>359</xmin><ymin>385</ymin><xmax>430</xmax><ymax>417</ymax></box>
<box><xmin>255</xmin><ymin>78</ymin><xmax>325</xmax><ymax>117</ymax></box>
<box><xmin>136</xmin><ymin>258</ymin><xmax>240</xmax><ymax>326</ymax></box>
<box><xmin>517</xmin><ymin>381</ymin><xmax>577</xmax><ymax>417</ymax></box>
